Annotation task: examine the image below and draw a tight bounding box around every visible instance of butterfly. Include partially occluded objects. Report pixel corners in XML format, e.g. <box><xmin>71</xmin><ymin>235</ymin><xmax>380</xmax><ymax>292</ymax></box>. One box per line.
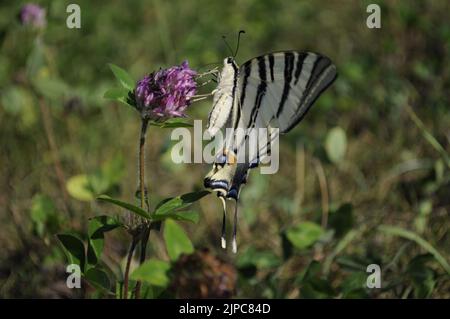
<box><xmin>203</xmin><ymin>45</ymin><xmax>337</xmax><ymax>253</ymax></box>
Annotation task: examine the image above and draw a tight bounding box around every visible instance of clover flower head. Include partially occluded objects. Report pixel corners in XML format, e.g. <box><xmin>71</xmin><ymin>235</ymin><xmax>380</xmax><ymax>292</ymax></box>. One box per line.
<box><xmin>20</xmin><ymin>3</ymin><xmax>46</xmax><ymax>28</ymax></box>
<box><xmin>135</xmin><ymin>61</ymin><xmax>197</xmax><ymax>121</ymax></box>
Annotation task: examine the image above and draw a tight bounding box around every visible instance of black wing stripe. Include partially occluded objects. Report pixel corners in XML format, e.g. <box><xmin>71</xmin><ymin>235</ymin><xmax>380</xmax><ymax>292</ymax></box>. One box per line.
<box><xmin>307</xmin><ymin>56</ymin><xmax>327</xmax><ymax>89</ymax></box>
<box><xmin>229</xmin><ymin>62</ymin><xmax>239</xmax><ymax>125</ymax></box>
<box><xmin>296</xmin><ymin>56</ymin><xmax>326</xmax><ymax>111</ymax></box>
<box><xmin>276</xmin><ymin>52</ymin><xmax>295</xmax><ymax>117</ymax></box>
<box><xmin>268</xmin><ymin>54</ymin><xmax>275</xmax><ymax>82</ymax></box>
<box><xmin>285</xmin><ymin>63</ymin><xmax>337</xmax><ymax>132</ymax></box>
<box><xmin>294</xmin><ymin>52</ymin><xmax>308</xmax><ymax>85</ymax></box>
<box><xmin>247</xmin><ymin>56</ymin><xmax>267</xmax><ymax>128</ymax></box>
<box><xmin>235</xmin><ymin>61</ymin><xmax>252</xmax><ymax>130</ymax></box>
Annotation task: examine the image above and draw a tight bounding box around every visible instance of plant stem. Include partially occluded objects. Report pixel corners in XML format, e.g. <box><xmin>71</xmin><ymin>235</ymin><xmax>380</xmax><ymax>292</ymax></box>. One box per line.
<box><xmin>139</xmin><ymin>119</ymin><xmax>149</xmax><ymax>211</ymax></box>
<box><xmin>134</xmin><ymin>118</ymin><xmax>150</xmax><ymax>298</ymax></box>
<box><xmin>135</xmin><ymin>225</ymin><xmax>151</xmax><ymax>299</ymax></box>
<box><xmin>123</xmin><ymin>236</ymin><xmax>138</xmax><ymax>299</ymax></box>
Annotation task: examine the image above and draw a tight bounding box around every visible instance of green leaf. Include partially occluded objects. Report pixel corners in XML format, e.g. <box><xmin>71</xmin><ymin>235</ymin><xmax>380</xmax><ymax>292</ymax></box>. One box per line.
<box><xmin>140</xmin><ymin>282</ymin><xmax>165</xmax><ymax>299</ymax></box>
<box><xmin>97</xmin><ymin>195</ymin><xmax>151</xmax><ymax>220</ymax></box>
<box><xmin>341</xmin><ymin>272</ymin><xmax>368</xmax><ymax>298</ymax></box>
<box><xmin>88</xmin><ymin>215</ymin><xmax>123</xmax><ymax>238</ymax></box>
<box><xmin>56</xmin><ymin>233</ymin><xmax>86</xmax><ymax>272</ymax></box>
<box><xmin>103</xmin><ymin>87</ymin><xmax>130</xmax><ymax>100</ymax></box>
<box><xmin>407</xmin><ymin>254</ymin><xmax>436</xmax><ymax>298</ymax></box>
<box><xmin>154</xmin><ymin>190</ymin><xmax>210</xmax><ymax>216</ymax></box>
<box><xmin>87</xmin><ymin>216</ymin><xmax>122</xmax><ymax>265</ymax></box>
<box><xmin>281</xmin><ymin>231</ymin><xmax>294</xmax><ymax>260</ymax></box>
<box><xmin>66</xmin><ymin>175</ymin><xmax>95</xmax><ymax>201</ymax></box>
<box><xmin>329</xmin><ymin>203</ymin><xmax>353</xmax><ymax>238</ymax></box>
<box><xmin>30</xmin><ymin>194</ymin><xmax>59</xmax><ymax>237</ymax></box>
<box><xmin>163</xmin><ymin>219</ymin><xmax>194</xmax><ymax>261</ymax></box>
<box><xmin>413</xmin><ymin>62</ymin><xmax>431</xmax><ymax>80</ymax></box>
<box><xmin>103</xmin><ymin>88</ymin><xmax>134</xmax><ymax>108</ymax></box>
<box><xmin>130</xmin><ymin>259</ymin><xmax>171</xmax><ymax>287</ymax></box>
<box><xmin>87</xmin><ymin>239</ymin><xmax>103</xmax><ymax>266</ymax></box>
<box><xmin>325</xmin><ymin>126</ymin><xmax>347</xmax><ymax>163</ymax></box>
<box><xmin>153</xmin><ymin>210</ymin><xmax>199</xmax><ymax>223</ymax></box>
<box><xmin>301</xmin><ymin>260</ymin><xmax>322</xmax><ymax>282</ymax></box>
<box><xmin>286</xmin><ymin>221</ymin><xmax>324</xmax><ymax>250</ymax></box>
<box><xmin>85</xmin><ymin>267</ymin><xmax>111</xmax><ymax>292</ymax></box>
<box><xmin>86</xmin><ymin>172</ymin><xmax>109</xmax><ymax>196</ymax></box>
<box><xmin>299</xmin><ymin>261</ymin><xmax>335</xmax><ymax>298</ymax></box>
<box><xmin>379</xmin><ymin>225</ymin><xmax>450</xmax><ymax>275</ymax></box>
<box><xmin>414</xmin><ymin>200</ymin><xmax>432</xmax><ymax>234</ymax></box>
<box><xmin>32</xmin><ymin>77</ymin><xmax>68</xmax><ymax>100</ymax></box>
<box><xmin>323</xmin><ymin>229</ymin><xmax>360</xmax><ymax>275</ymax></box>
<box><xmin>406</xmin><ymin>105</ymin><xmax>450</xmax><ymax>169</ymax></box>
<box><xmin>178</xmin><ymin>190</ymin><xmax>211</xmax><ymax>202</ymax></box>
<box><xmin>152</xmin><ymin>192</ymin><xmax>204</xmax><ymax>223</ymax></box>
<box><xmin>108</xmin><ymin>64</ymin><xmax>135</xmax><ymax>91</ymax></box>
<box><xmin>1</xmin><ymin>86</ymin><xmax>34</xmax><ymax>115</ymax></box>
<box><xmin>237</xmin><ymin>246</ymin><xmax>281</xmax><ymax>269</ymax></box>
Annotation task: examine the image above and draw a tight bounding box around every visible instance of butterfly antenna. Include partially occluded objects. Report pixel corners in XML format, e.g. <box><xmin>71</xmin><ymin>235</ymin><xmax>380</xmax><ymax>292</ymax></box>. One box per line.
<box><xmin>222</xmin><ymin>35</ymin><xmax>234</xmax><ymax>57</ymax></box>
<box><xmin>232</xmin><ymin>199</ymin><xmax>239</xmax><ymax>254</ymax></box>
<box><xmin>219</xmin><ymin>196</ymin><xmax>227</xmax><ymax>249</ymax></box>
<box><xmin>233</xmin><ymin>30</ymin><xmax>246</xmax><ymax>58</ymax></box>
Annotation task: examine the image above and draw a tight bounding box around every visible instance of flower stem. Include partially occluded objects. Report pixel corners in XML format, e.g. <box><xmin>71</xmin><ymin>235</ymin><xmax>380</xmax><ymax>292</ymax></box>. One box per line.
<box><xmin>139</xmin><ymin>119</ymin><xmax>149</xmax><ymax>211</ymax></box>
<box><xmin>135</xmin><ymin>225</ymin><xmax>150</xmax><ymax>299</ymax></box>
<box><xmin>123</xmin><ymin>236</ymin><xmax>138</xmax><ymax>299</ymax></box>
<box><xmin>123</xmin><ymin>119</ymin><xmax>150</xmax><ymax>299</ymax></box>
<box><xmin>134</xmin><ymin>118</ymin><xmax>150</xmax><ymax>299</ymax></box>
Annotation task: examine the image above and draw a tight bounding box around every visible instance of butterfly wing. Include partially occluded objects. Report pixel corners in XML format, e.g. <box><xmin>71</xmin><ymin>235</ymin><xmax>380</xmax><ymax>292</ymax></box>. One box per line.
<box><xmin>232</xmin><ymin>51</ymin><xmax>337</xmax><ymax>158</ymax></box>
<box><xmin>204</xmin><ymin>51</ymin><xmax>337</xmax><ymax>252</ymax></box>
<box><xmin>205</xmin><ymin>51</ymin><xmax>337</xmax><ymax>199</ymax></box>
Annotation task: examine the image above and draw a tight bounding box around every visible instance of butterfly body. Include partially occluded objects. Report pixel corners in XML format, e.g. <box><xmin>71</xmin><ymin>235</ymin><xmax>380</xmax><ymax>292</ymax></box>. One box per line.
<box><xmin>204</xmin><ymin>51</ymin><xmax>337</xmax><ymax>252</ymax></box>
<box><xmin>207</xmin><ymin>58</ymin><xmax>239</xmax><ymax>137</ymax></box>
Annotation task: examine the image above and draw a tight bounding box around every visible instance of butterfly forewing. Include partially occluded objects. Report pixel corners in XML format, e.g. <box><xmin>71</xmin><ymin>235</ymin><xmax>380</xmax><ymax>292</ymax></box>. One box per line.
<box><xmin>236</xmin><ymin>52</ymin><xmax>336</xmax><ymax>131</ymax></box>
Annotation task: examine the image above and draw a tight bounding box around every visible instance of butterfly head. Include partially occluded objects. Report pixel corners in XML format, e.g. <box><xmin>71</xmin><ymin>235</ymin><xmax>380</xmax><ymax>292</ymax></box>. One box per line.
<box><xmin>224</xmin><ymin>57</ymin><xmax>237</xmax><ymax>66</ymax></box>
<box><xmin>219</xmin><ymin>57</ymin><xmax>238</xmax><ymax>80</ymax></box>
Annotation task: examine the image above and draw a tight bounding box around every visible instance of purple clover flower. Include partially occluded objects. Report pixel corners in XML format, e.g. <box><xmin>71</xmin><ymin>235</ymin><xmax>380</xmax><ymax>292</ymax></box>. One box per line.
<box><xmin>20</xmin><ymin>3</ymin><xmax>46</xmax><ymax>28</ymax></box>
<box><xmin>135</xmin><ymin>61</ymin><xmax>197</xmax><ymax>120</ymax></box>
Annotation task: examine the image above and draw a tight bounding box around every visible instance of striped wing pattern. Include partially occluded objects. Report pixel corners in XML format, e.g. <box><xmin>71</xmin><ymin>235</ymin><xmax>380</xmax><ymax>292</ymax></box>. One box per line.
<box><xmin>232</xmin><ymin>51</ymin><xmax>337</xmax><ymax>160</ymax></box>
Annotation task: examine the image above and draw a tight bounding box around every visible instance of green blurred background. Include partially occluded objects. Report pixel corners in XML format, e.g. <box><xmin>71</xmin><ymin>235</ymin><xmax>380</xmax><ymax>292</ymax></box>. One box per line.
<box><xmin>0</xmin><ymin>0</ymin><xmax>449</xmax><ymax>298</ymax></box>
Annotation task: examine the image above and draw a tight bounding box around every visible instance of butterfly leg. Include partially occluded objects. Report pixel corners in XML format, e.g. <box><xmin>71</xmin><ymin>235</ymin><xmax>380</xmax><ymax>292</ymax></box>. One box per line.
<box><xmin>197</xmin><ymin>78</ymin><xmax>214</xmax><ymax>87</ymax></box>
<box><xmin>195</xmin><ymin>67</ymin><xmax>219</xmax><ymax>79</ymax></box>
<box><xmin>191</xmin><ymin>96</ymin><xmax>209</xmax><ymax>103</ymax></box>
<box><xmin>192</xmin><ymin>91</ymin><xmax>216</xmax><ymax>103</ymax></box>
<box><xmin>193</xmin><ymin>92</ymin><xmax>214</xmax><ymax>98</ymax></box>
<box><xmin>219</xmin><ymin>196</ymin><xmax>227</xmax><ymax>249</ymax></box>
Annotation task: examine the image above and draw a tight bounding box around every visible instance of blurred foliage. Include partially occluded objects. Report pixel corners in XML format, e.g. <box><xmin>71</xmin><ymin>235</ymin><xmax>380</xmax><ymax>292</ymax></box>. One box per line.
<box><xmin>0</xmin><ymin>0</ymin><xmax>449</xmax><ymax>298</ymax></box>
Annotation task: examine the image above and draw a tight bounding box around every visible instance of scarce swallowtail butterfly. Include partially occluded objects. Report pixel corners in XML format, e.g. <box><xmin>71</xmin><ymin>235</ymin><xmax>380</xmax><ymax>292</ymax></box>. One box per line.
<box><xmin>204</xmin><ymin>46</ymin><xmax>337</xmax><ymax>253</ymax></box>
